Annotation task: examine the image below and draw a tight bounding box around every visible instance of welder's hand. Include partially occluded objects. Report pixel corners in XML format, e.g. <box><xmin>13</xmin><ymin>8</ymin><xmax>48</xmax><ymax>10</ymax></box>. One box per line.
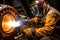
<box><xmin>19</xmin><ymin>25</ymin><xmax>31</xmax><ymax>38</ymax></box>
<box><xmin>27</xmin><ymin>17</ymin><xmax>42</xmax><ymax>26</ymax></box>
<box><xmin>19</xmin><ymin>25</ymin><xmax>28</xmax><ymax>31</ymax></box>
<box><xmin>31</xmin><ymin>17</ymin><xmax>41</xmax><ymax>24</ymax></box>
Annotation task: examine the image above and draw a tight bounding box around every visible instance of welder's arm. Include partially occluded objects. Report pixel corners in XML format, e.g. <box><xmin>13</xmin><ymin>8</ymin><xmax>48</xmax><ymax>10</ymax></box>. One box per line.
<box><xmin>23</xmin><ymin>13</ymin><xmax>60</xmax><ymax>37</ymax></box>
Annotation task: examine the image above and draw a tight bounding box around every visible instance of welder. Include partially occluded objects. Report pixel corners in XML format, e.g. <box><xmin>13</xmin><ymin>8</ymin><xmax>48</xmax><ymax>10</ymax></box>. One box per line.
<box><xmin>19</xmin><ymin>0</ymin><xmax>60</xmax><ymax>40</ymax></box>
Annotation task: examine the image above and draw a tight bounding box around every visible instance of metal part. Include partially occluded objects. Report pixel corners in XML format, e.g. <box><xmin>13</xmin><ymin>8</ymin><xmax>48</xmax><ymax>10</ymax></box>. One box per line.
<box><xmin>0</xmin><ymin>4</ymin><xmax>19</xmax><ymax>37</ymax></box>
<box><xmin>2</xmin><ymin>14</ymin><xmax>15</xmax><ymax>33</ymax></box>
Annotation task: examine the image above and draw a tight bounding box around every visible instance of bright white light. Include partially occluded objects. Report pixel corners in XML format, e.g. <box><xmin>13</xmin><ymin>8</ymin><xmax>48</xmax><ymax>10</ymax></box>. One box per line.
<box><xmin>12</xmin><ymin>21</ymin><xmax>20</xmax><ymax>27</ymax></box>
<box><xmin>6</xmin><ymin>21</ymin><xmax>21</xmax><ymax>28</ymax></box>
<box><xmin>35</xmin><ymin>1</ymin><xmax>39</xmax><ymax>3</ymax></box>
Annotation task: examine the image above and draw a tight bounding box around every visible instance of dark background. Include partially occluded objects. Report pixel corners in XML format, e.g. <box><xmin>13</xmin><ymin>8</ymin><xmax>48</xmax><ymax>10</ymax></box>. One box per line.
<box><xmin>0</xmin><ymin>0</ymin><xmax>60</xmax><ymax>11</ymax></box>
<box><xmin>0</xmin><ymin>0</ymin><xmax>60</xmax><ymax>17</ymax></box>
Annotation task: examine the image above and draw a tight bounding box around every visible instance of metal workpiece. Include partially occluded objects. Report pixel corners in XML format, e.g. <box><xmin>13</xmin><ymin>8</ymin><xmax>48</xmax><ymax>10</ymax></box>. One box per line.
<box><xmin>0</xmin><ymin>4</ymin><xmax>19</xmax><ymax>37</ymax></box>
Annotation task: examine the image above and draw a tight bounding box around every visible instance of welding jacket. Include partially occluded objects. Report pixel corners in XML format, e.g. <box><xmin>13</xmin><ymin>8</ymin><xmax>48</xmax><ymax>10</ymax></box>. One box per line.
<box><xmin>22</xmin><ymin>4</ymin><xmax>60</xmax><ymax>38</ymax></box>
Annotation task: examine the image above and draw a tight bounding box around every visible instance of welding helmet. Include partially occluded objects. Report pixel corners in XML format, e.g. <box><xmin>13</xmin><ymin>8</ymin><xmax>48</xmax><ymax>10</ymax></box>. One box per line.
<box><xmin>30</xmin><ymin>0</ymin><xmax>44</xmax><ymax>17</ymax></box>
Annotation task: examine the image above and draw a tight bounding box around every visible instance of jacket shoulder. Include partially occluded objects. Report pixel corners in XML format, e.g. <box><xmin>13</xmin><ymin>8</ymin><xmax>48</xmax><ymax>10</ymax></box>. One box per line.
<box><xmin>47</xmin><ymin>5</ymin><xmax>60</xmax><ymax>16</ymax></box>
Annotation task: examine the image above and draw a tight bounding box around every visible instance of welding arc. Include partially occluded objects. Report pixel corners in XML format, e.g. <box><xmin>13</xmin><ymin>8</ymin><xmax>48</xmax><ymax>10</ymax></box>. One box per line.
<box><xmin>0</xmin><ymin>4</ymin><xmax>19</xmax><ymax>37</ymax></box>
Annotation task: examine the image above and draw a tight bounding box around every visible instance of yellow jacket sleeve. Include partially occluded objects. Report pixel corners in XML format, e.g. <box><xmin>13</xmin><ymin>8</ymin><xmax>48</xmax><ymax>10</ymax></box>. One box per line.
<box><xmin>23</xmin><ymin>13</ymin><xmax>60</xmax><ymax>37</ymax></box>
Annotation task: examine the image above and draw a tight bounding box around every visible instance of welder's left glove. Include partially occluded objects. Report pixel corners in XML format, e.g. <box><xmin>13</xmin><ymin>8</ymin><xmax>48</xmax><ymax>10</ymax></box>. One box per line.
<box><xmin>20</xmin><ymin>25</ymin><xmax>28</xmax><ymax>31</ymax></box>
